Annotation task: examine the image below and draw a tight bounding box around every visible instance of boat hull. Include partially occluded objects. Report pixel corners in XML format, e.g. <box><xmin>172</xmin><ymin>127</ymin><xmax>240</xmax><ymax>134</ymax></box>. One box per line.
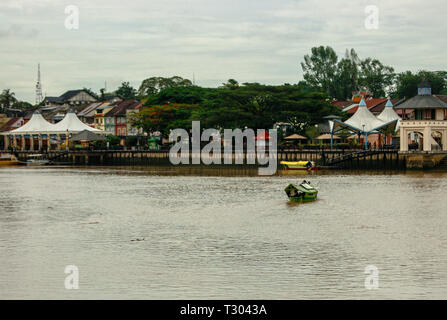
<box><xmin>0</xmin><ymin>160</ymin><xmax>21</xmax><ymax>166</ymax></box>
<box><xmin>284</xmin><ymin>183</ymin><xmax>318</xmax><ymax>202</ymax></box>
<box><xmin>288</xmin><ymin>193</ymin><xmax>318</xmax><ymax>202</ymax></box>
<box><xmin>280</xmin><ymin>161</ymin><xmax>318</xmax><ymax>171</ymax></box>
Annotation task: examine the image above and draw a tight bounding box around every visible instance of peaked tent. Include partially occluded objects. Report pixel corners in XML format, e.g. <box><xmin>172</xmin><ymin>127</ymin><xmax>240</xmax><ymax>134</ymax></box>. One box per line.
<box><xmin>332</xmin><ymin>98</ymin><xmax>399</xmax><ymax>149</ymax></box>
<box><xmin>9</xmin><ymin>110</ymin><xmax>55</xmax><ymax>134</ymax></box>
<box><xmin>50</xmin><ymin>110</ymin><xmax>103</xmax><ymax>133</ymax></box>
<box><xmin>334</xmin><ymin>99</ymin><xmax>386</xmax><ymax>133</ymax></box>
<box><xmin>377</xmin><ymin>98</ymin><xmax>401</xmax><ymax>131</ymax></box>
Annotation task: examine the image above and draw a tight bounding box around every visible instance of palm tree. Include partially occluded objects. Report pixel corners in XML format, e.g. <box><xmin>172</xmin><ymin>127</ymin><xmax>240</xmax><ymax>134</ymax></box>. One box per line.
<box><xmin>0</xmin><ymin>89</ymin><xmax>17</xmax><ymax>112</ymax></box>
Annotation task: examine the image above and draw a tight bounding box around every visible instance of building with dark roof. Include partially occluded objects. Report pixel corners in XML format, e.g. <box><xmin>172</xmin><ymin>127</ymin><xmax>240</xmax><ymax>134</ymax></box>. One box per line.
<box><xmin>104</xmin><ymin>100</ymin><xmax>142</xmax><ymax>136</ymax></box>
<box><xmin>395</xmin><ymin>81</ymin><xmax>447</xmax><ymax>152</ymax></box>
<box><xmin>44</xmin><ymin>89</ymin><xmax>97</xmax><ymax>107</ymax></box>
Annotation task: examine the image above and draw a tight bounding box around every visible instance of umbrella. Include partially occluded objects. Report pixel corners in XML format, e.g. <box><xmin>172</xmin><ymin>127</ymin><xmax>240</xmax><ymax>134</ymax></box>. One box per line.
<box><xmin>284</xmin><ymin>134</ymin><xmax>307</xmax><ymax>140</ymax></box>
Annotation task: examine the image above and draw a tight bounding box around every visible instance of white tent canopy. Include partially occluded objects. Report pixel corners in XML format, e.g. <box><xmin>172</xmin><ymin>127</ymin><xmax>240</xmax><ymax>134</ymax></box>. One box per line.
<box><xmin>9</xmin><ymin>110</ymin><xmax>55</xmax><ymax>134</ymax></box>
<box><xmin>333</xmin><ymin>98</ymin><xmax>398</xmax><ymax>134</ymax></box>
<box><xmin>50</xmin><ymin>110</ymin><xmax>102</xmax><ymax>133</ymax></box>
<box><xmin>5</xmin><ymin>110</ymin><xmax>105</xmax><ymax>135</ymax></box>
<box><xmin>377</xmin><ymin>98</ymin><xmax>401</xmax><ymax>131</ymax></box>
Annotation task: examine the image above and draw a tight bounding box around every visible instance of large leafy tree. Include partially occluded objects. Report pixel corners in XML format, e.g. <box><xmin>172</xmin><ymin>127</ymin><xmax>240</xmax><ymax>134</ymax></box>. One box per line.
<box><xmin>133</xmin><ymin>82</ymin><xmax>340</xmax><ymax>136</ymax></box>
<box><xmin>138</xmin><ymin>76</ymin><xmax>192</xmax><ymax>97</ymax></box>
<box><xmin>115</xmin><ymin>82</ymin><xmax>137</xmax><ymax>100</ymax></box>
<box><xmin>393</xmin><ymin>70</ymin><xmax>447</xmax><ymax>98</ymax></box>
<box><xmin>300</xmin><ymin>46</ymin><xmax>395</xmax><ymax>99</ymax></box>
<box><xmin>301</xmin><ymin>46</ymin><xmax>338</xmax><ymax>97</ymax></box>
<box><xmin>335</xmin><ymin>49</ymin><xmax>360</xmax><ymax>100</ymax></box>
<box><xmin>358</xmin><ymin>58</ymin><xmax>394</xmax><ymax>98</ymax></box>
<box><xmin>130</xmin><ymin>103</ymin><xmax>199</xmax><ymax>136</ymax></box>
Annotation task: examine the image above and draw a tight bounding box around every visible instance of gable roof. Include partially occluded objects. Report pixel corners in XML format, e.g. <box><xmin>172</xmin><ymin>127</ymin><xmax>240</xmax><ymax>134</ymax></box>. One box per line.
<box><xmin>105</xmin><ymin>100</ymin><xmax>142</xmax><ymax>117</ymax></box>
<box><xmin>395</xmin><ymin>94</ymin><xmax>447</xmax><ymax>109</ymax></box>
<box><xmin>369</xmin><ymin>98</ymin><xmax>405</xmax><ymax>113</ymax></box>
<box><xmin>346</xmin><ymin>98</ymin><xmax>388</xmax><ymax>114</ymax></box>
<box><xmin>331</xmin><ymin>100</ymin><xmax>352</xmax><ymax>110</ymax></box>
<box><xmin>1</xmin><ymin>117</ymin><xmax>23</xmax><ymax>131</ymax></box>
<box><xmin>45</xmin><ymin>90</ymin><xmax>97</xmax><ymax>104</ymax></box>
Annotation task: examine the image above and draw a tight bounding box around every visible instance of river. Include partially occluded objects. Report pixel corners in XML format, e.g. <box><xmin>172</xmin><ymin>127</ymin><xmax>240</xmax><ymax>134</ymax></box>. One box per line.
<box><xmin>1</xmin><ymin>166</ymin><xmax>447</xmax><ymax>299</ymax></box>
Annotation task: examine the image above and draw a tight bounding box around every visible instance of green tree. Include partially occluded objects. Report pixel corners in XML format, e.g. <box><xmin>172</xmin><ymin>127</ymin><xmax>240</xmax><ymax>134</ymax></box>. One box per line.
<box><xmin>335</xmin><ymin>49</ymin><xmax>360</xmax><ymax>100</ymax></box>
<box><xmin>301</xmin><ymin>46</ymin><xmax>338</xmax><ymax>98</ymax></box>
<box><xmin>130</xmin><ymin>103</ymin><xmax>198</xmax><ymax>136</ymax></box>
<box><xmin>358</xmin><ymin>58</ymin><xmax>394</xmax><ymax>98</ymax></box>
<box><xmin>12</xmin><ymin>101</ymin><xmax>33</xmax><ymax>110</ymax></box>
<box><xmin>138</xmin><ymin>76</ymin><xmax>192</xmax><ymax>97</ymax></box>
<box><xmin>393</xmin><ymin>70</ymin><xmax>447</xmax><ymax>98</ymax></box>
<box><xmin>221</xmin><ymin>79</ymin><xmax>239</xmax><ymax>89</ymax></box>
<box><xmin>115</xmin><ymin>82</ymin><xmax>137</xmax><ymax>100</ymax></box>
<box><xmin>0</xmin><ymin>89</ymin><xmax>17</xmax><ymax>112</ymax></box>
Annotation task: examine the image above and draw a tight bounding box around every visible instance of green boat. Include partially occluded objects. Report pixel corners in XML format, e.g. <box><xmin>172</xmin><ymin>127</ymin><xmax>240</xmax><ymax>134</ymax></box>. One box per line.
<box><xmin>285</xmin><ymin>181</ymin><xmax>318</xmax><ymax>202</ymax></box>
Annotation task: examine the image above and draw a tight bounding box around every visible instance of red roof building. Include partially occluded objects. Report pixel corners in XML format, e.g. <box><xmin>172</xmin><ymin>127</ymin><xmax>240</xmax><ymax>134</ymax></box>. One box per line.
<box><xmin>106</xmin><ymin>100</ymin><xmax>142</xmax><ymax>136</ymax></box>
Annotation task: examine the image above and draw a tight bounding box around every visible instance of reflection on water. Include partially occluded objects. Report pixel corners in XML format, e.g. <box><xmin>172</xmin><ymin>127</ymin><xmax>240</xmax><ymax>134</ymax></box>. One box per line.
<box><xmin>1</xmin><ymin>165</ymin><xmax>447</xmax><ymax>299</ymax></box>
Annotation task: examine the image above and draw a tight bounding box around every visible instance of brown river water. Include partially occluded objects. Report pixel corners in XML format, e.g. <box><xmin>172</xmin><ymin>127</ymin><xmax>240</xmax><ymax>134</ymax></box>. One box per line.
<box><xmin>1</xmin><ymin>165</ymin><xmax>447</xmax><ymax>299</ymax></box>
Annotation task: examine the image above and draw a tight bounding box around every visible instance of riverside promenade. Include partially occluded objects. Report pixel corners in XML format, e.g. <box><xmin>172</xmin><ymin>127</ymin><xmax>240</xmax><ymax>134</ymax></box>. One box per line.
<box><xmin>10</xmin><ymin>148</ymin><xmax>420</xmax><ymax>170</ymax></box>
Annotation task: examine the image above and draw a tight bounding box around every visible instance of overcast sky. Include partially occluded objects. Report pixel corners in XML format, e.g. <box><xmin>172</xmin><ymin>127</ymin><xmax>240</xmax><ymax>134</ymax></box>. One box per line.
<box><xmin>1</xmin><ymin>0</ymin><xmax>446</xmax><ymax>103</ymax></box>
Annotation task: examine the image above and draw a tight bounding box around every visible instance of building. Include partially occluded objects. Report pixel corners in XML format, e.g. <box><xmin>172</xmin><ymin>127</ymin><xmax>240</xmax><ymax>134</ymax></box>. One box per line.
<box><xmin>0</xmin><ymin>117</ymin><xmax>25</xmax><ymax>132</ymax></box>
<box><xmin>395</xmin><ymin>80</ymin><xmax>447</xmax><ymax>152</ymax></box>
<box><xmin>94</xmin><ymin>104</ymin><xmax>115</xmax><ymax>131</ymax></box>
<box><xmin>78</xmin><ymin>102</ymin><xmax>109</xmax><ymax>127</ymax></box>
<box><xmin>104</xmin><ymin>100</ymin><xmax>142</xmax><ymax>136</ymax></box>
<box><xmin>44</xmin><ymin>89</ymin><xmax>97</xmax><ymax>107</ymax></box>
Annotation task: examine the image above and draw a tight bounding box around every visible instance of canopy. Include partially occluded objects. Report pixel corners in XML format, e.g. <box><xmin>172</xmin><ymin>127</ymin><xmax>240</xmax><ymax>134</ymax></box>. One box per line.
<box><xmin>70</xmin><ymin>130</ymin><xmax>106</xmax><ymax>142</ymax></box>
<box><xmin>50</xmin><ymin>110</ymin><xmax>102</xmax><ymax>133</ymax></box>
<box><xmin>285</xmin><ymin>134</ymin><xmax>307</xmax><ymax>140</ymax></box>
<box><xmin>316</xmin><ymin>134</ymin><xmax>340</xmax><ymax>140</ymax></box>
<box><xmin>5</xmin><ymin>109</ymin><xmax>105</xmax><ymax>135</ymax></box>
<box><xmin>333</xmin><ymin>98</ymin><xmax>398</xmax><ymax>134</ymax></box>
<box><xmin>377</xmin><ymin>98</ymin><xmax>401</xmax><ymax>131</ymax></box>
<box><xmin>9</xmin><ymin>110</ymin><xmax>55</xmax><ymax>134</ymax></box>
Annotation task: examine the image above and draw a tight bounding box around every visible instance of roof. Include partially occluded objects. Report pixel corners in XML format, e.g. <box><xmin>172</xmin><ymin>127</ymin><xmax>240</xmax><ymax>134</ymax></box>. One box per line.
<box><xmin>377</xmin><ymin>99</ymin><xmax>401</xmax><ymax>131</ymax></box>
<box><xmin>10</xmin><ymin>110</ymin><xmax>55</xmax><ymax>133</ymax></box>
<box><xmin>369</xmin><ymin>98</ymin><xmax>404</xmax><ymax>113</ymax></box>
<box><xmin>334</xmin><ymin>98</ymin><xmax>397</xmax><ymax>133</ymax></box>
<box><xmin>0</xmin><ymin>117</ymin><xmax>23</xmax><ymax>131</ymax></box>
<box><xmin>285</xmin><ymin>134</ymin><xmax>307</xmax><ymax>140</ymax></box>
<box><xmin>6</xmin><ymin>110</ymin><xmax>104</xmax><ymax>134</ymax></box>
<box><xmin>434</xmin><ymin>95</ymin><xmax>447</xmax><ymax>104</ymax></box>
<box><xmin>105</xmin><ymin>100</ymin><xmax>142</xmax><ymax>117</ymax></box>
<box><xmin>78</xmin><ymin>102</ymin><xmax>106</xmax><ymax>117</ymax></box>
<box><xmin>51</xmin><ymin>110</ymin><xmax>102</xmax><ymax>133</ymax></box>
<box><xmin>331</xmin><ymin>100</ymin><xmax>352</xmax><ymax>110</ymax></box>
<box><xmin>394</xmin><ymin>94</ymin><xmax>447</xmax><ymax>109</ymax></box>
<box><xmin>70</xmin><ymin>130</ymin><xmax>106</xmax><ymax>141</ymax></box>
<box><xmin>59</xmin><ymin>90</ymin><xmax>89</xmax><ymax>101</ymax></box>
<box><xmin>45</xmin><ymin>90</ymin><xmax>97</xmax><ymax>104</ymax></box>
<box><xmin>346</xmin><ymin>98</ymin><xmax>388</xmax><ymax>114</ymax></box>
<box><xmin>316</xmin><ymin>134</ymin><xmax>341</xmax><ymax>140</ymax></box>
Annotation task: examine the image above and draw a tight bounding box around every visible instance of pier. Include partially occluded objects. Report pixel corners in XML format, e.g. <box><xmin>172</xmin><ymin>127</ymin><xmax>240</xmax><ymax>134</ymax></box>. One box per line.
<box><xmin>11</xmin><ymin>148</ymin><xmax>415</xmax><ymax>169</ymax></box>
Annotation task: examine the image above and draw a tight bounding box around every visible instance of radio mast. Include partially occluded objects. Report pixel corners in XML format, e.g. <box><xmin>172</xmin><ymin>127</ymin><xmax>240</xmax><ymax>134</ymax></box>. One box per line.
<box><xmin>35</xmin><ymin>63</ymin><xmax>43</xmax><ymax>105</ymax></box>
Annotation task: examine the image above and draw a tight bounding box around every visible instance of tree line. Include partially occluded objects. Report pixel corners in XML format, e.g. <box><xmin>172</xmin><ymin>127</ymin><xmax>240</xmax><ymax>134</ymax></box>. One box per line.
<box><xmin>300</xmin><ymin>45</ymin><xmax>447</xmax><ymax>100</ymax></box>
